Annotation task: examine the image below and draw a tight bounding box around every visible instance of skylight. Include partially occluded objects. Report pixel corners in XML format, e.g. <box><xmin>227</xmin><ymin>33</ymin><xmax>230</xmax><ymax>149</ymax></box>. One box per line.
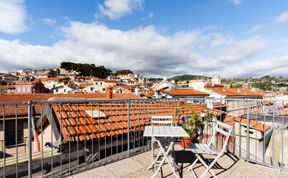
<box><xmin>85</xmin><ymin>110</ymin><xmax>106</xmax><ymax>118</ymax></box>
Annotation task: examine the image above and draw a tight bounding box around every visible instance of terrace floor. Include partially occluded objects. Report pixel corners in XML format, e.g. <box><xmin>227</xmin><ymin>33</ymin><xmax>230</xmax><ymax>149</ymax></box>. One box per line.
<box><xmin>70</xmin><ymin>145</ymin><xmax>288</xmax><ymax>178</ymax></box>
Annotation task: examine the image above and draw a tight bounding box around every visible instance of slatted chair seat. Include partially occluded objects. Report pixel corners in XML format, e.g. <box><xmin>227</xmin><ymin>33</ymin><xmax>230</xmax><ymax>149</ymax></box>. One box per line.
<box><xmin>189</xmin><ymin>143</ymin><xmax>218</xmax><ymax>155</ymax></box>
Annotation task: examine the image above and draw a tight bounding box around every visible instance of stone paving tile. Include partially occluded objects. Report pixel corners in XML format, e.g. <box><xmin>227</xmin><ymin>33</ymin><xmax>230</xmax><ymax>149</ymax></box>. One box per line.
<box><xmin>72</xmin><ymin>147</ymin><xmax>288</xmax><ymax>178</ymax></box>
<box><xmin>105</xmin><ymin>156</ymin><xmax>144</xmax><ymax>177</ymax></box>
<box><xmin>71</xmin><ymin>166</ymin><xmax>115</xmax><ymax>178</ymax></box>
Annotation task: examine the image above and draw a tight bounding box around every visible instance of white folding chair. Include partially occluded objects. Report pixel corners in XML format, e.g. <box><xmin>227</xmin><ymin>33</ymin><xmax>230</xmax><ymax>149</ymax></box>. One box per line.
<box><xmin>150</xmin><ymin>116</ymin><xmax>173</xmax><ymax>169</ymax></box>
<box><xmin>151</xmin><ymin>115</ymin><xmax>173</xmax><ymax>126</ymax></box>
<box><xmin>187</xmin><ymin>121</ymin><xmax>233</xmax><ymax>178</ymax></box>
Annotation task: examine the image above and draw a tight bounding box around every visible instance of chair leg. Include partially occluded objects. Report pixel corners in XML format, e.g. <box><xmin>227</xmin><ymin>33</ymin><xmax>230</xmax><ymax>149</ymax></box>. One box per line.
<box><xmin>187</xmin><ymin>156</ymin><xmax>199</xmax><ymax>178</ymax></box>
<box><xmin>188</xmin><ymin>156</ymin><xmax>199</xmax><ymax>171</ymax></box>
<box><xmin>197</xmin><ymin>155</ymin><xmax>217</xmax><ymax>178</ymax></box>
<box><xmin>152</xmin><ymin>137</ymin><xmax>154</xmax><ymax>157</ymax></box>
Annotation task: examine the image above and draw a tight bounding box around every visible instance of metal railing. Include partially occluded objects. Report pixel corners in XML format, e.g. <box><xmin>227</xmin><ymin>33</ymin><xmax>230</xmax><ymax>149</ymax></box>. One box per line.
<box><xmin>0</xmin><ymin>97</ymin><xmax>287</xmax><ymax>177</ymax></box>
<box><xmin>211</xmin><ymin>98</ymin><xmax>288</xmax><ymax>172</ymax></box>
<box><xmin>0</xmin><ymin>98</ymin><xmax>182</xmax><ymax>177</ymax></box>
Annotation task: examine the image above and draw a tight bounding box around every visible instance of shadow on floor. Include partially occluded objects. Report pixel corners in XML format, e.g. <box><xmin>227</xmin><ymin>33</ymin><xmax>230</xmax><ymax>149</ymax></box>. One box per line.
<box><xmin>165</xmin><ymin>150</ymin><xmax>239</xmax><ymax>178</ymax></box>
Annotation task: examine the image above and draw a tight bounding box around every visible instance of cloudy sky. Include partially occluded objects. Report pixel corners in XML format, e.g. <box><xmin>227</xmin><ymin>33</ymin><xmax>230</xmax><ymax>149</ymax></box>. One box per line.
<box><xmin>0</xmin><ymin>0</ymin><xmax>288</xmax><ymax>78</ymax></box>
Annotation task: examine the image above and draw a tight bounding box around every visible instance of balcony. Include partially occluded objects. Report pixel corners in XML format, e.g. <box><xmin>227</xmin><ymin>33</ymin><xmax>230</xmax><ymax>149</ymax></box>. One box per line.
<box><xmin>72</xmin><ymin>145</ymin><xmax>288</xmax><ymax>178</ymax></box>
<box><xmin>0</xmin><ymin>98</ymin><xmax>287</xmax><ymax>177</ymax></box>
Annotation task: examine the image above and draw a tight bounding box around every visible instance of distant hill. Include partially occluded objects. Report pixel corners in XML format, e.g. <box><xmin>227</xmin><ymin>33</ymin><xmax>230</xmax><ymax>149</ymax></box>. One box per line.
<box><xmin>148</xmin><ymin>78</ymin><xmax>163</xmax><ymax>82</ymax></box>
<box><xmin>222</xmin><ymin>75</ymin><xmax>288</xmax><ymax>91</ymax></box>
<box><xmin>170</xmin><ymin>74</ymin><xmax>211</xmax><ymax>82</ymax></box>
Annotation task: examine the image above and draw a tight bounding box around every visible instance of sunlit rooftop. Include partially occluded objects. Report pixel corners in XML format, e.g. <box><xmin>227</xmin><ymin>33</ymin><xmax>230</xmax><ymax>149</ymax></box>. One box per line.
<box><xmin>71</xmin><ymin>145</ymin><xmax>288</xmax><ymax>178</ymax></box>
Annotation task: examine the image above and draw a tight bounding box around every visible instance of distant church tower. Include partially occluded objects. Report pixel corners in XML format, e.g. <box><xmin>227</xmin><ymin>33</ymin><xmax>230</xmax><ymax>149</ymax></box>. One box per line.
<box><xmin>211</xmin><ymin>74</ymin><xmax>221</xmax><ymax>85</ymax></box>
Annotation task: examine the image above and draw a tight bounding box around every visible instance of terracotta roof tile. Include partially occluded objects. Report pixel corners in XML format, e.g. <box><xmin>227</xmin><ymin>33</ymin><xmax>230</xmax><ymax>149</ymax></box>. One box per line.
<box><xmin>209</xmin><ymin>88</ymin><xmax>263</xmax><ymax>97</ymax></box>
<box><xmin>0</xmin><ymin>93</ymin><xmax>141</xmax><ymax>117</ymax></box>
<box><xmin>224</xmin><ymin>115</ymin><xmax>270</xmax><ymax>133</ymax></box>
<box><xmin>164</xmin><ymin>89</ymin><xmax>209</xmax><ymax>96</ymax></box>
<box><xmin>50</xmin><ymin>101</ymin><xmax>223</xmax><ymax>143</ymax></box>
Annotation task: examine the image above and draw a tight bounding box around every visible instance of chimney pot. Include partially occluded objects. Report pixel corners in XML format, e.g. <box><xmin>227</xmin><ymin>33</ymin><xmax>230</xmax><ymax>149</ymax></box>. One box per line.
<box><xmin>106</xmin><ymin>85</ymin><xmax>113</xmax><ymax>99</ymax></box>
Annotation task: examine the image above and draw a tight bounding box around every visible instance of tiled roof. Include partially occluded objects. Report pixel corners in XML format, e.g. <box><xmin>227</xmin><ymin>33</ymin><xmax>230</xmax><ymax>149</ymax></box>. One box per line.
<box><xmin>78</xmin><ymin>84</ymin><xmax>93</xmax><ymax>89</ymax></box>
<box><xmin>0</xmin><ymin>93</ymin><xmax>141</xmax><ymax>117</ymax></box>
<box><xmin>224</xmin><ymin>115</ymin><xmax>270</xmax><ymax>133</ymax></box>
<box><xmin>145</xmin><ymin>91</ymin><xmax>155</xmax><ymax>97</ymax></box>
<box><xmin>202</xmin><ymin>108</ymin><xmax>225</xmax><ymax>117</ymax></box>
<box><xmin>50</xmin><ymin>101</ymin><xmax>219</xmax><ymax>143</ymax></box>
<box><xmin>35</xmin><ymin>77</ymin><xmax>68</xmax><ymax>82</ymax></box>
<box><xmin>205</xmin><ymin>83</ymin><xmax>224</xmax><ymax>88</ymax></box>
<box><xmin>0</xmin><ymin>85</ymin><xmax>15</xmax><ymax>89</ymax></box>
<box><xmin>209</xmin><ymin>88</ymin><xmax>263</xmax><ymax>97</ymax></box>
<box><xmin>104</xmin><ymin>80</ymin><xmax>117</xmax><ymax>83</ymax></box>
<box><xmin>228</xmin><ymin>88</ymin><xmax>263</xmax><ymax>97</ymax></box>
<box><xmin>156</xmin><ymin>86</ymin><xmax>168</xmax><ymax>92</ymax></box>
<box><xmin>164</xmin><ymin>89</ymin><xmax>209</xmax><ymax>96</ymax></box>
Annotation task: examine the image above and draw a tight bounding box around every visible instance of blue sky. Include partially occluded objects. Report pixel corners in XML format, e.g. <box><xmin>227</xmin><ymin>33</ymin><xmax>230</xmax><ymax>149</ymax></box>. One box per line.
<box><xmin>0</xmin><ymin>0</ymin><xmax>288</xmax><ymax>77</ymax></box>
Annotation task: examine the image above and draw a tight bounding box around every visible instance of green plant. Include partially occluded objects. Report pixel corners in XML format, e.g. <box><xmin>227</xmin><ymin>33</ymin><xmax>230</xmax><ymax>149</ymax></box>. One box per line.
<box><xmin>176</xmin><ymin>106</ymin><xmax>212</xmax><ymax>140</ymax></box>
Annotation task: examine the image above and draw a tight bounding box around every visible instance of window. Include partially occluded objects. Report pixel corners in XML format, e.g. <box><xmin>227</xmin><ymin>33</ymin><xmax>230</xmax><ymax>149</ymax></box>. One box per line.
<box><xmin>102</xmin><ymin>88</ymin><xmax>106</xmax><ymax>91</ymax></box>
<box><xmin>90</xmin><ymin>87</ymin><xmax>94</xmax><ymax>91</ymax></box>
<box><xmin>4</xmin><ymin>120</ymin><xmax>24</xmax><ymax>146</ymax></box>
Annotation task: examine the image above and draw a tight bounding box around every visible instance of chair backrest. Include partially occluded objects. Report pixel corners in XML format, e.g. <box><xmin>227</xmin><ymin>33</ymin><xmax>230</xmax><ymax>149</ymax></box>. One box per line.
<box><xmin>151</xmin><ymin>116</ymin><xmax>173</xmax><ymax>126</ymax></box>
<box><xmin>208</xmin><ymin>121</ymin><xmax>233</xmax><ymax>152</ymax></box>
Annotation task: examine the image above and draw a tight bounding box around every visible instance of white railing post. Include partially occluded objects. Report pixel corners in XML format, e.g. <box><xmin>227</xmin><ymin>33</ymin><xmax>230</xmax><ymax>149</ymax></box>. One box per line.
<box><xmin>27</xmin><ymin>101</ymin><xmax>32</xmax><ymax>178</ymax></box>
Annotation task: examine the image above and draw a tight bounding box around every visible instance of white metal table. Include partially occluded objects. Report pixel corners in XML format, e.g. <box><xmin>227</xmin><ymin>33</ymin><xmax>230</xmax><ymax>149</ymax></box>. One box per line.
<box><xmin>144</xmin><ymin>126</ymin><xmax>189</xmax><ymax>178</ymax></box>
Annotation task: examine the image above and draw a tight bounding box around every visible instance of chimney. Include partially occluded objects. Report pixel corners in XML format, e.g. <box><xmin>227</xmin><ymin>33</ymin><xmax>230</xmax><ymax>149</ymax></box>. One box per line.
<box><xmin>106</xmin><ymin>85</ymin><xmax>113</xmax><ymax>99</ymax></box>
<box><xmin>237</xmin><ymin>88</ymin><xmax>240</xmax><ymax>93</ymax></box>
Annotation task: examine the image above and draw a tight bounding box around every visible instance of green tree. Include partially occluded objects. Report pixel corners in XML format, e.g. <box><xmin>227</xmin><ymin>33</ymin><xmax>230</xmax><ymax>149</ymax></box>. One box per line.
<box><xmin>48</xmin><ymin>70</ymin><xmax>57</xmax><ymax>77</ymax></box>
<box><xmin>115</xmin><ymin>69</ymin><xmax>133</xmax><ymax>75</ymax></box>
<box><xmin>60</xmin><ymin>61</ymin><xmax>112</xmax><ymax>78</ymax></box>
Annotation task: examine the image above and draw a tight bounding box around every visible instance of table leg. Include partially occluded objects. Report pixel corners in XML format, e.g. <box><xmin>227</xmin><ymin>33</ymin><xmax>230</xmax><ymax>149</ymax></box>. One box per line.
<box><xmin>148</xmin><ymin>144</ymin><xmax>164</xmax><ymax>170</ymax></box>
<box><xmin>151</xmin><ymin>140</ymin><xmax>180</xmax><ymax>178</ymax></box>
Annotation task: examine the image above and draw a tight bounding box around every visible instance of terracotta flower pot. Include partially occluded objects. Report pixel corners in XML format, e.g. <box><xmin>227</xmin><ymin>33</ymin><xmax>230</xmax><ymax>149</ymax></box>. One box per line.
<box><xmin>180</xmin><ymin>137</ymin><xmax>193</xmax><ymax>148</ymax></box>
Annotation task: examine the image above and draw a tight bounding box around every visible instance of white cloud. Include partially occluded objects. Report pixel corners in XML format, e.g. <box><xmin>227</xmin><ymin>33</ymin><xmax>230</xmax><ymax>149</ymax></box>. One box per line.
<box><xmin>275</xmin><ymin>12</ymin><xmax>288</xmax><ymax>23</ymax></box>
<box><xmin>43</xmin><ymin>18</ymin><xmax>57</xmax><ymax>25</ymax></box>
<box><xmin>249</xmin><ymin>24</ymin><xmax>264</xmax><ymax>33</ymax></box>
<box><xmin>148</xmin><ymin>12</ymin><xmax>154</xmax><ymax>18</ymax></box>
<box><xmin>0</xmin><ymin>0</ymin><xmax>26</xmax><ymax>34</ymax></box>
<box><xmin>222</xmin><ymin>56</ymin><xmax>288</xmax><ymax>77</ymax></box>
<box><xmin>216</xmin><ymin>37</ymin><xmax>266</xmax><ymax>63</ymax></box>
<box><xmin>229</xmin><ymin>0</ymin><xmax>242</xmax><ymax>5</ymax></box>
<box><xmin>98</xmin><ymin>0</ymin><xmax>143</xmax><ymax>20</ymax></box>
<box><xmin>0</xmin><ymin>21</ymin><xmax>282</xmax><ymax>77</ymax></box>
<box><xmin>209</xmin><ymin>34</ymin><xmax>234</xmax><ymax>48</ymax></box>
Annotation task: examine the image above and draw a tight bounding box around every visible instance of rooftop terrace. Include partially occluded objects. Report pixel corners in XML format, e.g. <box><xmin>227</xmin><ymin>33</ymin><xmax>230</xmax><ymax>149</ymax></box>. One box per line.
<box><xmin>0</xmin><ymin>97</ymin><xmax>287</xmax><ymax>177</ymax></box>
<box><xmin>71</xmin><ymin>145</ymin><xmax>288</xmax><ymax>178</ymax></box>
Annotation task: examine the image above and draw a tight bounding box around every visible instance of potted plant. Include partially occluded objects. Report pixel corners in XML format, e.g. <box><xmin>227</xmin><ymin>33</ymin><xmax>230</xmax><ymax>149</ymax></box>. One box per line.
<box><xmin>175</xmin><ymin>106</ymin><xmax>212</xmax><ymax>148</ymax></box>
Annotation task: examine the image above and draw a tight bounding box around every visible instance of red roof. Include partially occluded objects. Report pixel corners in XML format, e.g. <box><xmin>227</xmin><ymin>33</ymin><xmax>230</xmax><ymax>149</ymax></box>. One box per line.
<box><xmin>36</xmin><ymin>77</ymin><xmax>68</xmax><ymax>82</ymax></box>
<box><xmin>50</xmin><ymin>101</ymin><xmax>224</xmax><ymax>142</ymax></box>
<box><xmin>164</xmin><ymin>89</ymin><xmax>209</xmax><ymax>96</ymax></box>
<box><xmin>0</xmin><ymin>85</ymin><xmax>15</xmax><ymax>89</ymax></box>
<box><xmin>0</xmin><ymin>93</ymin><xmax>141</xmax><ymax>117</ymax></box>
<box><xmin>145</xmin><ymin>91</ymin><xmax>155</xmax><ymax>97</ymax></box>
<box><xmin>209</xmin><ymin>88</ymin><xmax>263</xmax><ymax>97</ymax></box>
<box><xmin>225</xmin><ymin>115</ymin><xmax>270</xmax><ymax>133</ymax></box>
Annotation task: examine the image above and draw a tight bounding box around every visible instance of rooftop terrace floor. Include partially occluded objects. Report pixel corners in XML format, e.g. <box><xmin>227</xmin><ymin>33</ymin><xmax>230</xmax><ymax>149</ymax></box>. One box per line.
<box><xmin>71</xmin><ymin>145</ymin><xmax>288</xmax><ymax>178</ymax></box>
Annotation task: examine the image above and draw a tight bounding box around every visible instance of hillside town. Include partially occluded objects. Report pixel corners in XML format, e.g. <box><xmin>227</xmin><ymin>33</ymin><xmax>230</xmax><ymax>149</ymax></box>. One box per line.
<box><xmin>2</xmin><ymin>1</ymin><xmax>288</xmax><ymax>178</ymax></box>
<box><xmin>1</xmin><ymin>67</ymin><xmax>288</xmax><ymax>107</ymax></box>
<box><xmin>1</xmin><ymin>66</ymin><xmax>288</xmax><ymax>177</ymax></box>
